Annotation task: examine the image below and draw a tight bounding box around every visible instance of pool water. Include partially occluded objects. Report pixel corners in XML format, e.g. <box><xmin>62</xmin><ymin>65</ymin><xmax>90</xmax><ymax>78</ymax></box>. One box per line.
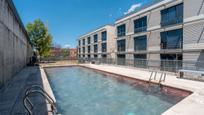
<box><xmin>46</xmin><ymin>67</ymin><xmax>184</xmax><ymax>115</ymax></box>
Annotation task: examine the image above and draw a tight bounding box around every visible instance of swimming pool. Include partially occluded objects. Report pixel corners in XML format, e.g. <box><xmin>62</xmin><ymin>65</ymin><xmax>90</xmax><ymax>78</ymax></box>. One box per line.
<box><xmin>45</xmin><ymin>67</ymin><xmax>186</xmax><ymax>115</ymax></box>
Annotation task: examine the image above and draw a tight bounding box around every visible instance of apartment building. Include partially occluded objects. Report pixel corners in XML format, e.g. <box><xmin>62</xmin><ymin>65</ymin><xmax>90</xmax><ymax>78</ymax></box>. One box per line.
<box><xmin>0</xmin><ymin>0</ymin><xmax>33</xmax><ymax>88</ymax></box>
<box><xmin>115</xmin><ymin>0</ymin><xmax>204</xmax><ymax>70</ymax></box>
<box><xmin>78</xmin><ymin>25</ymin><xmax>116</xmax><ymax>59</ymax></box>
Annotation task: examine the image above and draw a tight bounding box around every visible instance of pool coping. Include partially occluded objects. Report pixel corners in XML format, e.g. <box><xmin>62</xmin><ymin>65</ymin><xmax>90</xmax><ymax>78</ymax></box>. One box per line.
<box><xmin>42</xmin><ymin>64</ymin><xmax>204</xmax><ymax>115</ymax></box>
<box><xmin>39</xmin><ymin>67</ymin><xmax>57</xmax><ymax>113</ymax></box>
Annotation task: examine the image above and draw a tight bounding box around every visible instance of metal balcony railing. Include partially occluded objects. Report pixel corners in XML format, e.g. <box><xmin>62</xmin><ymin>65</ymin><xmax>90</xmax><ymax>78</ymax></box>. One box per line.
<box><xmin>161</xmin><ymin>17</ymin><xmax>183</xmax><ymax>27</ymax></box>
<box><xmin>134</xmin><ymin>26</ymin><xmax>147</xmax><ymax>33</ymax></box>
<box><xmin>160</xmin><ymin>42</ymin><xmax>183</xmax><ymax>50</ymax></box>
<box><xmin>117</xmin><ymin>47</ymin><xmax>126</xmax><ymax>52</ymax></box>
<box><xmin>117</xmin><ymin>32</ymin><xmax>126</xmax><ymax>37</ymax></box>
<box><xmin>134</xmin><ymin>46</ymin><xmax>147</xmax><ymax>51</ymax></box>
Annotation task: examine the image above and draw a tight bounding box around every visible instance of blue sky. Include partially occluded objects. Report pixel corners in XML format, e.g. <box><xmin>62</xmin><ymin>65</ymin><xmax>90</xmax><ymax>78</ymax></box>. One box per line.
<box><xmin>13</xmin><ymin>0</ymin><xmax>157</xmax><ymax>48</ymax></box>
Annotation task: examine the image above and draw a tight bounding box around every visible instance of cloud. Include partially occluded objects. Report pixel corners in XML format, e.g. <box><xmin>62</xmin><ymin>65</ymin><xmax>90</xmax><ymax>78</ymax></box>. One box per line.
<box><xmin>109</xmin><ymin>14</ymin><xmax>113</xmax><ymax>18</ymax></box>
<box><xmin>124</xmin><ymin>3</ymin><xmax>142</xmax><ymax>15</ymax></box>
<box><xmin>63</xmin><ymin>44</ymin><xmax>71</xmax><ymax>48</ymax></box>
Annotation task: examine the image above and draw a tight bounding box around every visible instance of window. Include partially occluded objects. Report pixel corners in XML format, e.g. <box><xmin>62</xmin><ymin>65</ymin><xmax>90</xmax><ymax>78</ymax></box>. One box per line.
<box><xmin>78</xmin><ymin>48</ymin><xmax>81</xmax><ymax>53</ymax></box>
<box><xmin>78</xmin><ymin>40</ymin><xmax>81</xmax><ymax>46</ymax></box>
<box><xmin>134</xmin><ymin>54</ymin><xmax>147</xmax><ymax>68</ymax></box>
<box><xmin>94</xmin><ymin>34</ymin><xmax>98</xmax><ymax>43</ymax></box>
<box><xmin>134</xmin><ymin>16</ymin><xmax>147</xmax><ymax>33</ymax></box>
<box><xmin>82</xmin><ymin>47</ymin><xmax>85</xmax><ymax>53</ymax></box>
<box><xmin>88</xmin><ymin>46</ymin><xmax>91</xmax><ymax>53</ymax></box>
<box><xmin>161</xmin><ymin>4</ymin><xmax>183</xmax><ymax>27</ymax></box>
<box><xmin>94</xmin><ymin>44</ymin><xmax>98</xmax><ymax>53</ymax></box>
<box><xmin>94</xmin><ymin>55</ymin><xmax>98</xmax><ymax>58</ymax></box>
<box><xmin>82</xmin><ymin>39</ymin><xmax>85</xmax><ymax>45</ymax></box>
<box><xmin>102</xmin><ymin>43</ymin><xmax>107</xmax><ymax>52</ymax></box>
<box><xmin>117</xmin><ymin>24</ymin><xmax>126</xmax><ymax>37</ymax></box>
<box><xmin>134</xmin><ymin>35</ymin><xmax>147</xmax><ymax>51</ymax></box>
<box><xmin>160</xmin><ymin>29</ymin><xmax>183</xmax><ymax>49</ymax></box>
<box><xmin>117</xmin><ymin>39</ymin><xmax>126</xmax><ymax>52</ymax></box>
<box><xmin>101</xmin><ymin>31</ymin><xmax>107</xmax><ymax>41</ymax></box>
<box><xmin>88</xmin><ymin>55</ymin><xmax>91</xmax><ymax>58</ymax></box>
<box><xmin>87</xmin><ymin>37</ymin><xmax>91</xmax><ymax>44</ymax></box>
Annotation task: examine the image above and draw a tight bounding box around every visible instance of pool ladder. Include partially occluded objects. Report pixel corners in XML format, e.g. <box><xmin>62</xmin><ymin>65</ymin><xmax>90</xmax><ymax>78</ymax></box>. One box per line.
<box><xmin>149</xmin><ymin>70</ymin><xmax>166</xmax><ymax>85</ymax></box>
<box><xmin>23</xmin><ymin>85</ymin><xmax>59</xmax><ymax>115</ymax></box>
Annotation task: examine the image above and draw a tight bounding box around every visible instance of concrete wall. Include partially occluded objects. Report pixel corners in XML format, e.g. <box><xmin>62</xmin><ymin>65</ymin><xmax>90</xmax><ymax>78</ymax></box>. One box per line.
<box><xmin>0</xmin><ymin>0</ymin><xmax>33</xmax><ymax>88</ymax></box>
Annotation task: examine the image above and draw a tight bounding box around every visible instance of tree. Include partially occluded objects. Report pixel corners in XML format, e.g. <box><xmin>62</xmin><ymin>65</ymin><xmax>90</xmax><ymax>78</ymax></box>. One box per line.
<box><xmin>26</xmin><ymin>19</ymin><xmax>52</xmax><ymax>57</ymax></box>
<box><xmin>60</xmin><ymin>48</ymin><xmax>70</xmax><ymax>57</ymax></box>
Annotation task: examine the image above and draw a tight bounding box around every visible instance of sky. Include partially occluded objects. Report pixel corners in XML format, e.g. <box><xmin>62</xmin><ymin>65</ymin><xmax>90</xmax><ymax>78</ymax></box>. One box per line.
<box><xmin>13</xmin><ymin>0</ymin><xmax>158</xmax><ymax>48</ymax></box>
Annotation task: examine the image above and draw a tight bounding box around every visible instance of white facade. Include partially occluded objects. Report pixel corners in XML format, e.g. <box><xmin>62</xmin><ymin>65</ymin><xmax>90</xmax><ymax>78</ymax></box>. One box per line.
<box><xmin>114</xmin><ymin>0</ymin><xmax>204</xmax><ymax>64</ymax></box>
<box><xmin>78</xmin><ymin>25</ymin><xmax>116</xmax><ymax>59</ymax></box>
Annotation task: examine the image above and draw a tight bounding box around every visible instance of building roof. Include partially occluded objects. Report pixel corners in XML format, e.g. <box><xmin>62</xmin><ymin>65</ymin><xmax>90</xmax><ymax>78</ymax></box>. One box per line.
<box><xmin>7</xmin><ymin>0</ymin><xmax>32</xmax><ymax>46</ymax></box>
<box><xmin>115</xmin><ymin>0</ymin><xmax>177</xmax><ymax>24</ymax></box>
<box><xmin>78</xmin><ymin>24</ymin><xmax>114</xmax><ymax>40</ymax></box>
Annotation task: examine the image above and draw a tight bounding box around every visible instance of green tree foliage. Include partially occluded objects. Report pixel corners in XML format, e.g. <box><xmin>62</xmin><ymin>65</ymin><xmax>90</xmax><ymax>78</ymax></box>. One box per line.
<box><xmin>26</xmin><ymin>19</ymin><xmax>52</xmax><ymax>57</ymax></box>
<box><xmin>60</xmin><ymin>48</ymin><xmax>70</xmax><ymax>57</ymax></box>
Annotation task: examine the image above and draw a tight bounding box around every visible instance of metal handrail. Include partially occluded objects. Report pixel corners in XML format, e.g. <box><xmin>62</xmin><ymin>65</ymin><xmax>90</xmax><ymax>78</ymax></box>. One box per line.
<box><xmin>149</xmin><ymin>69</ymin><xmax>158</xmax><ymax>81</ymax></box>
<box><xmin>23</xmin><ymin>85</ymin><xmax>58</xmax><ymax>115</ymax></box>
<box><xmin>159</xmin><ymin>72</ymin><xmax>166</xmax><ymax>84</ymax></box>
<box><xmin>25</xmin><ymin>85</ymin><xmax>55</xmax><ymax>103</ymax></box>
<box><xmin>149</xmin><ymin>70</ymin><xmax>166</xmax><ymax>84</ymax></box>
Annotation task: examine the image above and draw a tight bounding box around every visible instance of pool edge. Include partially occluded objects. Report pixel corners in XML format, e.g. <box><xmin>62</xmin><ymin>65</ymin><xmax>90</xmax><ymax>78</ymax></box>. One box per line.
<box><xmin>40</xmin><ymin>67</ymin><xmax>57</xmax><ymax>113</ymax></box>
<box><xmin>43</xmin><ymin>64</ymin><xmax>204</xmax><ymax>115</ymax></box>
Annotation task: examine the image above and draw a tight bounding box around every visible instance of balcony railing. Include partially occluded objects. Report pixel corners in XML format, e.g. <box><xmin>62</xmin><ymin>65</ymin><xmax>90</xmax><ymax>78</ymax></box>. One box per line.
<box><xmin>94</xmin><ymin>50</ymin><xmax>98</xmax><ymax>53</ymax></box>
<box><xmin>134</xmin><ymin>26</ymin><xmax>147</xmax><ymax>33</ymax></box>
<box><xmin>135</xmin><ymin>46</ymin><xmax>147</xmax><ymax>51</ymax></box>
<box><xmin>161</xmin><ymin>17</ymin><xmax>183</xmax><ymax>27</ymax></box>
<box><xmin>117</xmin><ymin>47</ymin><xmax>126</xmax><ymax>52</ymax></box>
<box><xmin>102</xmin><ymin>49</ymin><xmax>107</xmax><ymax>53</ymax></box>
<box><xmin>117</xmin><ymin>32</ymin><xmax>126</xmax><ymax>37</ymax></box>
<box><xmin>160</xmin><ymin>42</ymin><xmax>183</xmax><ymax>50</ymax></box>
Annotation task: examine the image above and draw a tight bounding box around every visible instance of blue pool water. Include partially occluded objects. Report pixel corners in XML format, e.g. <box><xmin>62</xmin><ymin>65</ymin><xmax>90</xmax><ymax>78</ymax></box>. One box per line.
<box><xmin>46</xmin><ymin>67</ymin><xmax>184</xmax><ymax>115</ymax></box>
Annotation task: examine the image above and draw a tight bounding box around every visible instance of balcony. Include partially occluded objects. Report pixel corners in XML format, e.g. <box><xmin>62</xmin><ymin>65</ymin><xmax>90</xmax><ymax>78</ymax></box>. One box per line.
<box><xmin>134</xmin><ymin>46</ymin><xmax>147</xmax><ymax>52</ymax></box>
<box><xmin>117</xmin><ymin>47</ymin><xmax>126</xmax><ymax>53</ymax></box>
<box><xmin>134</xmin><ymin>26</ymin><xmax>147</xmax><ymax>33</ymax></box>
<box><xmin>117</xmin><ymin>32</ymin><xmax>126</xmax><ymax>37</ymax></box>
<box><xmin>161</xmin><ymin>17</ymin><xmax>183</xmax><ymax>27</ymax></box>
<box><xmin>102</xmin><ymin>48</ymin><xmax>107</xmax><ymax>53</ymax></box>
<box><xmin>160</xmin><ymin>42</ymin><xmax>183</xmax><ymax>50</ymax></box>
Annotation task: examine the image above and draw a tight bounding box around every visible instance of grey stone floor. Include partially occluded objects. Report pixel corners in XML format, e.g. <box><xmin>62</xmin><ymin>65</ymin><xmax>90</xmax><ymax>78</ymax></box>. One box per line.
<box><xmin>0</xmin><ymin>67</ymin><xmax>48</xmax><ymax>115</ymax></box>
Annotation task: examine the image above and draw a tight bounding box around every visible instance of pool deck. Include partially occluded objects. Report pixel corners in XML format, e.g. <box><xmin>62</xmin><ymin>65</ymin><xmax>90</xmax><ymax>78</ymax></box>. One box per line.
<box><xmin>0</xmin><ymin>66</ymin><xmax>55</xmax><ymax>115</ymax></box>
<box><xmin>77</xmin><ymin>64</ymin><xmax>204</xmax><ymax>115</ymax></box>
<box><xmin>1</xmin><ymin>62</ymin><xmax>204</xmax><ymax>115</ymax></box>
